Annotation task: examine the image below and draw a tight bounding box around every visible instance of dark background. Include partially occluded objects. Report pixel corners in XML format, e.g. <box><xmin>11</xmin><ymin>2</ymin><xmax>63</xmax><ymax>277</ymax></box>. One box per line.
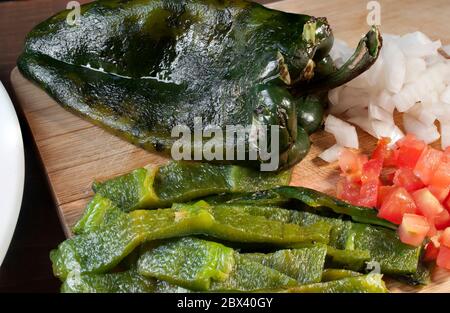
<box><xmin>0</xmin><ymin>0</ymin><xmax>278</xmax><ymax>293</ymax></box>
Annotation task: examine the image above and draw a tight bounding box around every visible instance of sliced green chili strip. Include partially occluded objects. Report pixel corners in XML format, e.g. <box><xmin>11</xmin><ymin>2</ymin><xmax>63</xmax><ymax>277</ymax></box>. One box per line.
<box><xmin>93</xmin><ymin>161</ymin><xmax>291</xmax><ymax>211</ymax></box>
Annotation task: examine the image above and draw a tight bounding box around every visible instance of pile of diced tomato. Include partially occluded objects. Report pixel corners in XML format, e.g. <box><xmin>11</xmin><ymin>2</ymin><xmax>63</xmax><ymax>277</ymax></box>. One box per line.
<box><xmin>336</xmin><ymin>134</ymin><xmax>450</xmax><ymax>269</ymax></box>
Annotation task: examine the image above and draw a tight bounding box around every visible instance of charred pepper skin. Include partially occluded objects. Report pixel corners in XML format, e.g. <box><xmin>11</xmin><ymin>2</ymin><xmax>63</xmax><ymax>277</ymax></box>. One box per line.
<box><xmin>18</xmin><ymin>0</ymin><xmax>381</xmax><ymax>170</ymax></box>
<box><xmin>51</xmin><ymin>201</ymin><xmax>331</xmax><ymax>280</ymax></box>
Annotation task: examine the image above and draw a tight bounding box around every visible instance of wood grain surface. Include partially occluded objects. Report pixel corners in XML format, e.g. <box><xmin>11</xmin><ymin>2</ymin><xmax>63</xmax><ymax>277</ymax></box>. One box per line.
<box><xmin>9</xmin><ymin>0</ymin><xmax>450</xmax><ymax>292</ymax></box>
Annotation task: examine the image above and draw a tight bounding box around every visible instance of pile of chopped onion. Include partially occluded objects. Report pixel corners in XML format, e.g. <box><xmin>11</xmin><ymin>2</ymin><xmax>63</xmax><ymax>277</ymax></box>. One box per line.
<box><xmin>321</xmin><ymin>32</ymin><xmax>450</xmax><ymax>162</ymax></box>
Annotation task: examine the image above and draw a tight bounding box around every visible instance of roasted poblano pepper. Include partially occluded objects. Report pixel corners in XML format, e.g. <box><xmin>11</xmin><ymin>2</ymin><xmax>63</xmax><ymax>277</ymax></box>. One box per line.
<box><xmin>18</xmin><ymin>0</ymin><xmax>381</xmax><ymax>170</ymax></box>
<box><xmin>201</xmin><ymin>187</ymin><xmax>395</xmax><ymax>229</ymax></box>
<box><xmin>137</xmin><ymin>237</ymin><xmax>300</xmax><ymax>291</ymax></box>
<box><xmin>241</xmin><ymin>245</ymin><xmax>327</xmax><ymax>284</ymax></box>
<box><xmin>61</xmin><ymin>270</ymin><xmax>159</xmax><ymax>293</ymax></box>
<box><xmin>272</xmin><ymin>274</ymin><xmax>388</xmax><ymax>293</ymax></box>
<box><xmin>51</xmin><ymin>201</ymin><xmax>331</xmax><ymax>280</ymax></box>
<box><xmin>210</xmin><ymin>203</ymin><xmax>421</xmax><ymax>275</ymax></box>
<box><xmin>92</xmin><ymin>161</ymin><xmax>291</xmax><ymax>211</ymax></box>
<box><xmin>320</xmin><ymin>269</ymin><xmax>362</xmax><ymax>282</ymax></box>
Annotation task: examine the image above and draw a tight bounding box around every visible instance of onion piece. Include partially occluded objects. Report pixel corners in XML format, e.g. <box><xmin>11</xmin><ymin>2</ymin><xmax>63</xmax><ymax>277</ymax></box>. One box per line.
<box><xmin>403</xmin><ymin>114</ymin><xmax>440</xmax><ymax>144</ymax></box>
<box><xmin>319</xmin><ymin>144</ymin><xmax>343</xmax><ymax>163</ymax></box>
<box><xmin>324</xmin><ymin>115</ymin><xmax>359</xmax><ymax>149</ymax></box>
<box><xmin>382</xmin><ymin>41</ymin><xmax>406</xmax><ymax>94</ymax></box>
<box><xmin>369</xmin><ymin>102</ymin><xmax>394</xmax><ymax>123</ymax></box>
<box><xmin>405</xmin><ymin>57</ymin><xmax>427</xmax><ymax>84</ymax></box>
<box><xmin>440</xmin><ymin>122</ymin><xmax>450</xmax><ymax>149</ymax></box>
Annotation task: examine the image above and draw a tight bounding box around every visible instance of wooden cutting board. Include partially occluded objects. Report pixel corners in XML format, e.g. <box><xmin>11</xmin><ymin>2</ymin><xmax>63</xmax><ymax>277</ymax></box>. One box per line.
<box><xmin>10</xmin><ymin>0</ymin><xmax>450</xmax><ymax>293</ymax></box>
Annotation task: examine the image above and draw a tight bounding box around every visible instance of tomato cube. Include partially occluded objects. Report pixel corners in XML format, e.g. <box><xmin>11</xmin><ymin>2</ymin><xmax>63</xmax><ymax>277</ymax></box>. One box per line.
<box><xmin>339</xmin><ymin>149</ymin><xmax>364</xmax><ymax>182</ymax></box>
<box><xmin>361</xmin><ymin>159</ymin><xmax>383</xmax><ymax>183</ymax></box>
<box><xmin>412</xmin><ymin>188</ymin><xmax>444</xmax><ymax>219</ymax></box>
<box><xmin>358</xmin><ymin>180</ymin><xmax>379</xmax><ymax>208</ymax></box>
<box><xmin>336</xmin><ymin>178</ymin><xmax>361</xmax><ymax>206</ymax></box>
<box><xmin>440</xmin><ymin>228</ymin><xmax>450</xmax><ymax>248</ymax></box>
<box><xmin>378</xmin><ymin>187</ymin><xmax>417</xmax><ymax>224</ymax></box>
<box><xmin>427</xmin><ymin>221</ymin><xmax>437</xmax><ymax>237</ymax></box>
<box><xmin>434</xmin><ymin>209</ymin><xmax>450</xmax><ymax>230</ymax></box>
<box><xmin>414</xmin><ymin>147</ymin><xmax>444</xmax><ymax>185</ymax></box>
<box><xmin>423</xmin><ymin>241</ymin><xmax>440</xmax><ymax>262</ymax></box>
<box><xmin>377</xmin><ymin>185</ymin><xmax>395</xmax><ymax>208</ymax></box>
<box><xmin>393</xmin><ymin>167</ymin><xmax>425</xmax><ymax>192</ymax></box>
<box><xmin>437</xmin><ymin>246</ymin><xmax>450</xmax><ymax>270</ymax></box>
<box><xmin>398</xmin><ymin>213</ymin><xmax>430</xmax><ymax>246</ymax></box>
<box><xmin>371</xmin><ymin>137</ymin><xmax>397</xmax><ymax>166</ymax></box>
<box><xmin>428</xmin><ymin>159</ymin><xmax>450</xmax><ymax>202</ymax></box>
<box><xmin>396</xmin><ymin>134</ymin><xmax>426</xmax><ymax>169</ymax></box>
<box><xmin>446</xmin><ymin>195</ymin><xmax>450</xmax><ymax>210</ymax></box>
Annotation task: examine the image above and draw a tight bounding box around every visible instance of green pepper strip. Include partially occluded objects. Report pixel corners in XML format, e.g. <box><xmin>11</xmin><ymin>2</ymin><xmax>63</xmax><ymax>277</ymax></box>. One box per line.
<box><xmin>51</xmin><ymin>201</ymin><xmax>330</xmax><ymax>280</ymax></box>
<box><xmin>137</xmin><ymin>237</ymin><xmax>299</xmax><ymax>292</ymax></box>
<box><xmin>92</xmin><ymin>161</ymin><xmax>291</xmax><ymax>212</ymax></box>
<box><xmin>273</xmin><ymin>186</ymin><xmax>397</xmax><ymax>230</ymax></box>
<box><xmin>269</xmin><ymin>274</ymin><xmax>388</xmax><ymax>293</ymax></box>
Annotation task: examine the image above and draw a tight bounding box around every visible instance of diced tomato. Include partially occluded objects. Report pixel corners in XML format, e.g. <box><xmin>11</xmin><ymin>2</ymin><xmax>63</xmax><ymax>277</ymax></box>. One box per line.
<box><xmin>371</xmin><ymin>137</ymin><xmax>396</xmax><ymax>166</ymax></box>
<box><xmin>378</xmin><ymin>187</ymin><xmax>417</xmax><ymax>224</ymax></box>
<box><xmin>377</xmin><ymin>185</ymin><xmax>395</xmax><ymax>208</ymax></box>
<box><xmin>357</xmin><ymin>159</ymin><xmax>383</xmax><ymax>208</ymax></box>
<box><xmin>427</xmin><ymin>221</ymin><xmax>437</xmax><ymax>237</ymax></box>
<box><xmin>428</xmin><ymin>159</ymin><xmax>450</xmax><ymax>202</ymax></box>
<box><xmin>393</xmin><ymin>167</ymin><xmax>425</xmax><ymax>192</ymax></box>
<box><xmin>436</xmin><ymin>245</ymin><xmax>450</xmax><ymax>270</ymax></box>
<box><xmin>380</xmin><ymin>167</ymin><xmax>396</xmax><ymax>185</ymax></box>
<box><xmin>446</xmin><ymin>195</ymin><xmax>450</xmax><ymax>210</ymax></box>
<box><xmin>398</xmin><ymin>213</ymin><xmax>430</xmax><ymax>246</ymax></box>
<box><xmin>424</xmin><ymin>241</ymin><xmax>440</xmax><ymax>262</ymax></box>
<box><xmin>440</xmin><ymin>228</ymin><xmax>450</xmax><ymax>248</ymax></box>
<box><xmin>361</xmin><ymin>159</ymin><xmax>383</xmax><ymax>183</ymax></box>
<box><xmin>358</xmin><ymin>180</ymin><xmax>379</xmax><ymax>208</ymax></box>
<box><xmin>336</xmin><ymin>178</ymin><xmax>361</xmax><ymax>206</ymax></box>
<box><xmin>434</xmin><ymin>209</ymin><xmax>450</xmax><ymax>230</ymax></box>
<box><xmin>395</xmin><ymin>135</ymin><xmax>426</xmax><ymax>168</ymax></box>
<box><xmin>412</xmin><ymin>188</ymin><xmax>444</xmax><ymax>219</ymax></box>
<box><xmin>414</xmin><ymin>146</ymin><xmax>443</xmax><ymax>185</ymax></box>
<box><xmin>339</xmin><ymin>149</ymin><xmax>364</xmax><ymax>182</ymax></box>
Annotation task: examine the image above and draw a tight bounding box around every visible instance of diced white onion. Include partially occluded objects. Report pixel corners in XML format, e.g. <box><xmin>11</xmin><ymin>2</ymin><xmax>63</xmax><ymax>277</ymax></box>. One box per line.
<box><xmin>403</xmin><ymin>114</ymin><xmax>440</xmax><ymax>144</ymax></box>
<box><xmin>324</xmin><ymin>115</ymin><xmax>359</xmax><ymax>149</ymax></box>
<box><xmin>440</xmin><ymin>122</ymin><xmax>450</xmax><ymax>149</ymax></box>
<box><xmin>319</xmin><ymin>144</ymin><xmax>344</xmax><ymax>163</ymax></box>
<box><xmin>324</xmin><ymin>31</ymin><xmax>450</xmax><ymax>162</ymax></box>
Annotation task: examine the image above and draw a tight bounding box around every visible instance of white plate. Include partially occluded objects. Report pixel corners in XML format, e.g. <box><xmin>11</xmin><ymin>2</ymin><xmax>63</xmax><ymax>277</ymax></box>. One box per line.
<box><xmin>0</xmin><ymin>81</ymin><xmax>24</xmax><ymax>266</ymax></box>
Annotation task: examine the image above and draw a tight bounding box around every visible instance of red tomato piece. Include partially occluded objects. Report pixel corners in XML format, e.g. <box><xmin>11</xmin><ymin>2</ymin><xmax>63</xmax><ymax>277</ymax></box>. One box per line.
<box><xmin>427</xmin><ymin>221</ymin><xmax>437</xmax><ymax>238</ymax></box>
<box><xmin>377</xmin><ymin>185</ymin><xmax>396</xmax><ymax>208</ymax></box>
<box><xmin>424</xmin><ymin>241</ymin><xmax>440</xmax><ymax>262</ymax></box>
<box><xmin>428</xmin><ymin>159</ymin><xmax>450</xmax><ymax>202</ymax></box>
<box><xmin>378</xmin><ymin>187</ymin><xmax>417</xmax><ymax>224</ymax></box>
<box><xmin>446</xmin><ymin>195</ymin><xmax>450</xmax><ymax>210</ymax></box>
<box><xmin>395</xmin><ymin>134</ymin><xmax>426</xmax><ymax>169</ymax></box>
<box><xmin>398</xmin><ymin>213</ymin><xmax>430</xmax><ymax>246</ymax></box>
<box><xmin>393</xmin><ymin>167</ymin><xmax>425</xmax><ymax>192</ymax></box>
<box><xmin>414</xmin><ymin>146</ymin><xmax>443</xmax><ymax>185</ymax></box>
<box><xmin>434</xmin><ymin>209</ymin><xmax>450</xmax><ymax>230</ymax></box>
<box><xmin>339</xmin><ymin>149</ymin><xmax>364</xmax><ymax>182</ymax></box>
<box><xmin>412</xmin><ymin>188</ymin><xmax>444</xmax><ymax>219</ymax></box>
<box><xmin>371</xmin><ymin>137</ymin><xmax>395</xmax><ymax>166</ymax></box>
<box><xmin>358</xmin><ymin>180</ymin><xmax>379</xmax><ymax>208</ymax></box>
<box><xmin>361</xmin><ymin>159</ymin><xmax>383</xmax><ymax>183</ymax></box>
<box><xmin>437</xmin><ymin>246</ymin><xmax>450</xmax><ymax>270</ymax></box>
<box><xmin>336</xmin><ymin>178</ymin><xmax>361</xmax><ymax>206</ymax></box>
<box><xmin>440</xmin><ymin>228</ymin><xmax>450</xmax><ymax>248</ymax></box>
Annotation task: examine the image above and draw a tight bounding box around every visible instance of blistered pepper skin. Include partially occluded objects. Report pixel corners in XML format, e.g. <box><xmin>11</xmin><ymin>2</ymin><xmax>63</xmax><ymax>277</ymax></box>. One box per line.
<box><xmin>92</xmin><ymin>161</ymin><xmax>291</xmax><ymax>212</ymax></box>
<box><xmin>18</xmin><ymin>0</ymin><xmax>381</xmax><ymax>170</ymax></box>
<box><xmin>51</xmin><ymin>201</ymin><xmax>330</xmax><ymax>280</ymax></box>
